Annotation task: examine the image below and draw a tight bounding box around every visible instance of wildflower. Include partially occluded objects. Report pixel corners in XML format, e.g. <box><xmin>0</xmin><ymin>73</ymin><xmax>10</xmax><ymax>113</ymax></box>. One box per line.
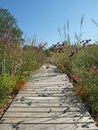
<box><xmin>90</xmin><ymin>65</ymin><xmax>97</xmax><ymax>71</ymax></box>
<box><xmin>72</xmin><ymin>73</ymin><xmax>79</xmax><ymax>78</ymax></box>
<box><xmin>23</xmin><ymin>71</ymin><xmax>28</xmax><ymax>76</ymax></box>
<box><xmin>82</xmin><ymin>39</ymin><xmax>91</xmax><ymax>47</ymax></box>
<box><xmin>69</xmin><ymin>78</ymin><xmax>73</xmax><ymax>83</ymax></box>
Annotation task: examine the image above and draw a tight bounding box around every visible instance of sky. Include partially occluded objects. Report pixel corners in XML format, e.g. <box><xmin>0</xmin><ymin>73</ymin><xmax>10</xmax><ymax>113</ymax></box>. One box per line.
<box><xmin>0</xmin><ymin>0</ymin><xmax>98</xmax><ymax>47</ymax></box>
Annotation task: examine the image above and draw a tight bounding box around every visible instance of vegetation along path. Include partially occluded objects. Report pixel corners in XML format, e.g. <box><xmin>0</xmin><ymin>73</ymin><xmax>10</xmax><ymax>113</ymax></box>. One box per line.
<box><xmin>0</xmin><ymin>64</ymin><xmax>98</xmax><ymax>130</ymax></box>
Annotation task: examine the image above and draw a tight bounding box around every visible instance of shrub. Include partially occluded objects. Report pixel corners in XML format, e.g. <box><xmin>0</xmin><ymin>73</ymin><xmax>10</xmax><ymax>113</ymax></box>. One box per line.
<box><xmin>0</xmin><ymin>74</ymin><xmax>17</xmax><ymax>95</ymax></box>
<box><xmin>51</xmin><ymin>42</ymin><xmax>98</xmax><ymax>114</ymax></box>
<box><xmin>0</xmin><ymin>74</ymin><xmax>17</xmax><ymax>106</ymax></box>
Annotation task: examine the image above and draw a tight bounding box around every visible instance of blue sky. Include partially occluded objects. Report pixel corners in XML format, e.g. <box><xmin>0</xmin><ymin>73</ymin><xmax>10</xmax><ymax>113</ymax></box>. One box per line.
<box><xmin>0</xmin><ymin>0</ymin><xmax>98</xmax><ymax>46</ymax></box>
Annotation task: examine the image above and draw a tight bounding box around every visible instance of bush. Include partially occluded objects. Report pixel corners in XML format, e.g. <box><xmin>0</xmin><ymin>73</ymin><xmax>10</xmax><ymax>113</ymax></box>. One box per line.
<box><xmin>0</xmin><ymin>74</ymin><xmax>17</xmax><ymax>106</ymax></box>
<box><xmin>0</xmin><ymin>40</ymin><xmax>46</xmax><ymax>106</ymax></box>
<box><xmin>51</xmin><ymin>43</ymin><xmax>98</xmax><ymax>115</ymax></box>
<box><xmin>0</xmin><ymin>74</ymin><xmax>17</xmax><ymax>95</ymax></box>
<box><xmin>89</xmin><ymin>85</ymin><xmax>98</xmax><ymax>114</ymax></box>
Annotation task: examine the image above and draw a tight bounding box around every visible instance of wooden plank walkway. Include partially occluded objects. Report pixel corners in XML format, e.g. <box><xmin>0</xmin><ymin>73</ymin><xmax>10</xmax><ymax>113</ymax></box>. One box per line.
<box><xmin>0</xmin><ymin>64</ymin><xmax>98</xmax><ymax>130</ymax></box>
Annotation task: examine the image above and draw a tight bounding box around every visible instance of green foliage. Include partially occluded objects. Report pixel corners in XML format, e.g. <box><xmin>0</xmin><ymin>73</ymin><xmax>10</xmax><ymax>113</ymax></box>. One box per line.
<box><xmin>51</xmin><ymin>43</ymin><xmax>98</xmax><ymax>115</ymax></box>
<box><xmin>0</xmin><ymin>8</ymin><xmax>23</xmax><ymax>42</ymax></box>
<box><xmin>0</xmin><ymin>74</ymin><xmax>17</xmax><ymax>97</ymax></box>
<box><xmin>89</xmin><ymin>85</ymin><xmax>98</xmax><ymax>114</ymax></box>
<box><xmin>0</xmin><ymin>74</ymin><xmax>17</xmax><ymax>106</ymax></box>
<box><xmin>22</xmin><ymin>45</ymin><xmax>45</xmax><ymax>72</ymax></box>
<box><xmin>0</xmin><ymin>97</ymin><xmax>7</xmax><ymax>106</ymax></box>
<box><xmin>0</xmin><ymin>8</ymin><xmax>46</xmax><ymax>107</ymax></box>
<box><xmin>0</xmin><ymin>41</ymin><xmax>45</xmax><ymax>75</ymax></box>
<box><xmin>0</xmin><ymin>42</ymin><xmax>45</xmax><ymax>106</ymax></box>
<box><xmin>17</xmin><ymin>74</ymin><xmax>27</xmax><ymax>82</ymax></box>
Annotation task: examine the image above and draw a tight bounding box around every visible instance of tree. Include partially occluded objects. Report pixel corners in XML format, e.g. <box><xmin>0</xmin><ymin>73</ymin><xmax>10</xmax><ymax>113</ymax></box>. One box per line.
<box><xmin>0</xmin><ymin>8</ymin><xmax>24</xmax><ymax>43</ymax></box>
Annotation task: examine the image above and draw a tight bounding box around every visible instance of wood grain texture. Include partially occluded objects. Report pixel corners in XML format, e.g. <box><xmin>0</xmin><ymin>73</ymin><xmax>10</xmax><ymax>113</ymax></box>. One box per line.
<box><xmin>0</xmin><ymin>64</ymin><xmax>98</xmax><ymax>130</ymax></box>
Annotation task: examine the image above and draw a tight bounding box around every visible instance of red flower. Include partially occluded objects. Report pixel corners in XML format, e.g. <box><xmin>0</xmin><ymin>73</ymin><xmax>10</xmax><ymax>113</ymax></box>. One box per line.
<box><xmin>23</xmin><ymin>71</ymin><xmax>28</xmax><ymax>76</ymax></box>
<box><xmin>72</xmin><ymin>73</ymin><xmax>79</xmax><ymax>78</ymax></box>
<box><xmin>90</xmin><ymin>65</ymin><xmax>97</xmax><ymax>71</ymax></box>
<box><xmin>69</xmin><ymin>78</ymin><xmax>73</xmax><ymax>83</ymax></box>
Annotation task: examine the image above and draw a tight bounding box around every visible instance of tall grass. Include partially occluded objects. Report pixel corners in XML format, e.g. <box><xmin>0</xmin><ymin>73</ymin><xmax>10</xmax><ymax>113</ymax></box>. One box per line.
<box><xmin>49</xmin><ymin>17</ymin><xmax>98</xmax><ymax>115</ymax></box>
<box><xmin>0</xmin><ymin>39</ymin><xmax>46</xmax><ymax>106</ymax></box>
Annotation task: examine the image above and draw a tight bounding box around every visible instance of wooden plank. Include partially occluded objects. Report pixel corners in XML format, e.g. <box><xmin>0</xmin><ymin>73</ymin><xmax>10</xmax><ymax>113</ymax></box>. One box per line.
<box><xmin>1</xmin><ymin>117</ymin><xmax>94</xmax><ymax>124</ymax></box>
<box><xmin>20</xmin><ymin>89</ymin><xmax>66</xmax><ymax>92</ymax></box>
<box><xmin>10</xmin><ymin>102</ymin><xmax>81</xmax><ymax>107</ymax></box>
<box><xmin>13</xmin><ymin>99</ymin><xmax>79</xmax><ymax>104</ymax></box>
<box><xmin>0</xmin><ymin>124</ymin><xmax>97</xmax><ymax>130</ymax></box>
<box><xmin>3</xmin><ymin>111</ymin><xmax>90</xmax><ymax>118</ymax></box>
<box><xmin>23</xmin><ymin>87</ymin><xmax>66</xmax><ymax>90</ymax></box>
<box><xmin>19</xmin><ymin>91</ymin><xmax>70</xmax><ymax>94</ymax></box>
<box><xmin>6</xmin><ymin>107</ymin><xmax>81</xmax><ymax>112</ymax></box>
<box><xmin>12</xmin><ymin>99</ymin><xmax>79</xmax><ymax>105</ymax></box>
<box><xmin>17</xmin><ymin>93</ymin><xmax>71</xmax><ymax>97</ymax></box>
